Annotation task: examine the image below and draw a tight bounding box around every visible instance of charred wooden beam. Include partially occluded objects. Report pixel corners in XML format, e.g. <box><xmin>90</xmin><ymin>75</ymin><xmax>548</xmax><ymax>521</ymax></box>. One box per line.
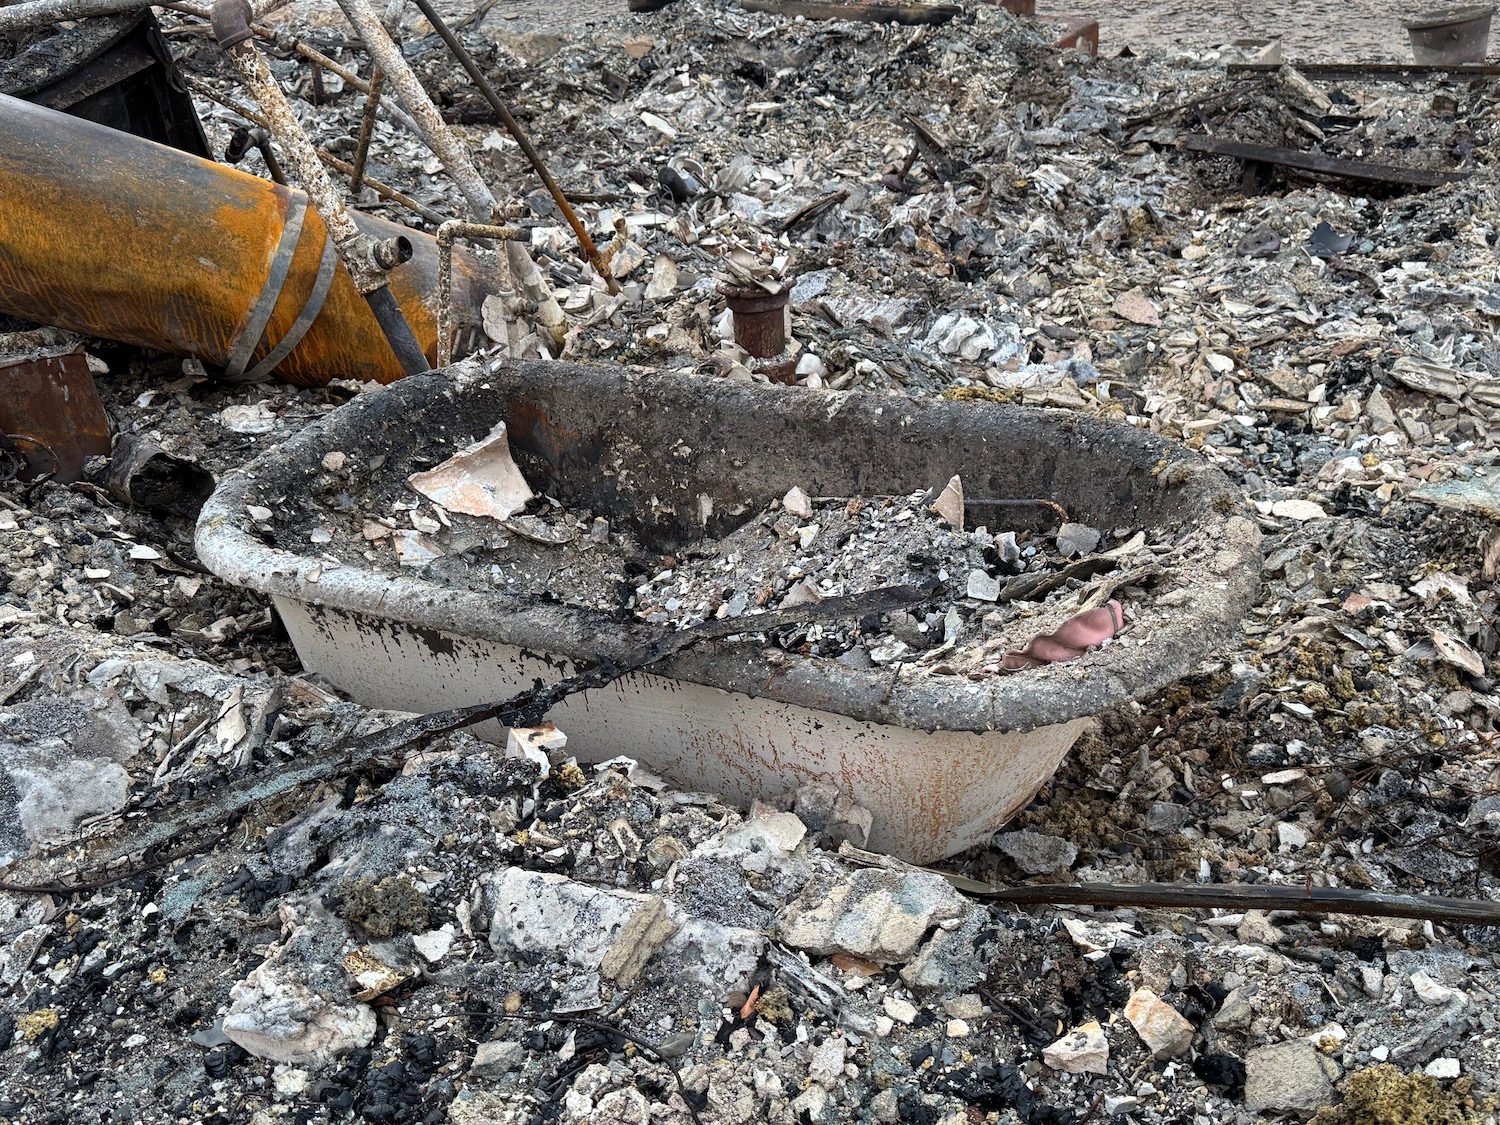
<box><xmin>1177</xmin><ymin>134</ymin><xmax>1471</xmax><ymax>190</ymax></box>
<box><xmin>738</xmin><ymin>0</ymin><xmax>960</xmax><ymax>24</ymax></box>
<box><xmin>1227</xmin><ymin>60</ymin><xmax>1500</xmax><ymax>81</ymax></box>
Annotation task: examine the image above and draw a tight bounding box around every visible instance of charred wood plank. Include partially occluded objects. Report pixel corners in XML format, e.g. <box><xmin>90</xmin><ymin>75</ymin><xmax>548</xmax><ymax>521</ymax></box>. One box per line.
<box><xmin>738</xmin><ymin>0</ymin><xmax>961</xmax><ymax>24</ymax></box>
<box><xmin>1177</xmin><ymin>134</ymin><xmax>1471</xmax><ymax>189</ymax></box>
<box><xmin>1227</xmin><ymin>60</ymin><xmax>1500</xmax><ymax>81</ymax></box>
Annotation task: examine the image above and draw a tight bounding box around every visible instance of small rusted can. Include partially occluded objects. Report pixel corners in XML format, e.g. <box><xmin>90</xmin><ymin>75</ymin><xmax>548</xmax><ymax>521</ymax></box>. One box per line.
<box><xmin>0</xmin><ymin>349</ymin><xmax>112</xmax><ymax>482</ymax></box>
<box><xmin>722</xmin><ymin>285</ymin><xmax>790</xmax><ymax>358</ymax></box>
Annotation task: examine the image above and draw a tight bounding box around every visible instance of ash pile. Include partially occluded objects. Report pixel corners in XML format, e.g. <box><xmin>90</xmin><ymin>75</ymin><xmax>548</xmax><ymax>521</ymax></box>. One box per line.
<box><xmin>2</xmin><ymin>0</ymin><xmax>1500</xmax><ymax>1122</ymax></box>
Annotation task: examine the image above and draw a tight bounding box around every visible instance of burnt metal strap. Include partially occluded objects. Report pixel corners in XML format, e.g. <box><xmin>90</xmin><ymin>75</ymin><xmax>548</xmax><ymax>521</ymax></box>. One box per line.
<box><xmin>240</xmin><ymin>228</ymin><xmax>339</xmax><ymax>382</ymax></box>
<box><xmin>222</xmin><ymin>194</ymin><xmax>307</xmax><ymax>382</ymax></box>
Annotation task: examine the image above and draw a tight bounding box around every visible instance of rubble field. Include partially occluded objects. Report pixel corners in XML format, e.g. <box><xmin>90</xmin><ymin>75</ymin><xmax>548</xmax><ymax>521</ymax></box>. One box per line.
<box><xmin>3</xmin><ymin>0</ymin><xmax>1500</xmax><ymax>1124</ymax></box>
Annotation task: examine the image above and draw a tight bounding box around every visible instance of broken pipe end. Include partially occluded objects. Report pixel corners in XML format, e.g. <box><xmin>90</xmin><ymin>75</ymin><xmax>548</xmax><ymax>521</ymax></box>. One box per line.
<box><xmin>210</xmin><ymin>0</ymin><xmax>255</xmax><ymax>50</ymax></box>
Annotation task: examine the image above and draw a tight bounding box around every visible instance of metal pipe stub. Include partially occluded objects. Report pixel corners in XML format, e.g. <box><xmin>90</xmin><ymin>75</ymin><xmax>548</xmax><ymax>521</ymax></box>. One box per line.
<box><xmin>721</xmin><ymin>285</ymin><xmax>790</xmax><ymax>358</ymax></box>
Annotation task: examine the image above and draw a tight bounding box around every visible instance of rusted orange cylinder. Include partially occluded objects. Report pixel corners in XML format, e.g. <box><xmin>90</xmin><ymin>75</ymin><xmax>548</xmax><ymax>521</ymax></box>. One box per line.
<box><xmin>0</xmin><ymin>92</ymin><xmax>498</xmax><ymax>386</ymax></box>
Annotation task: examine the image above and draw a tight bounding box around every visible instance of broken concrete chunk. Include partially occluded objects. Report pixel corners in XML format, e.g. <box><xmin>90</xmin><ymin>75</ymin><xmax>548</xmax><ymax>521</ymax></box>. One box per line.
<box><xmin>694</xmin><ymin>810</ymin><xmax>807</xmax><ymax>874</ymax></box>
<box><xmin>1054</xmin><ymin>522</ymin><xmax>1101</xmax><ymax>558</ymax></box>
<box><xmin>807</xmin><ymin>1035</ymin><xmax>847</xmax><ymax>1089</ymax></box>
<box><xmin>1243</xmin><ymin>1040</ymin><xmax>1335</xmax><ymax>1116</ymax></box>
<box><xmin>899</xmin><ymin>907</ymin><xmax>989</xmax><ymax>996</ymax></box>
<box><xmin>782</xmin><ymin>485</ymin><xmax>814</xmax><ymax>519</ymax></box>
<box><xmin>407</xmin><ymin>422</ymin><xmax>534</xmax><ymax>522</ymax></box>
<box><xmin>659</xmin><ymin>915</ymin><xmax>764</xmax><ymax>995</ymax></box>
<box><xmin>882</xmin><ymin>995</ymin><xmax>918</xmax><ymax>1024</ymax></box>
<box><xmin>966</xmin><ymin>569</ymin><xmax>1001</xmax><ymax>602</ymax></box>
<box><xmin>929</xmin><ymin>475</ymin><xmax>963</xmax><ymax>530</ymax></box>
<box><xmin>1124</xmin><ymin>988</ymin><xmax>1194</xmax><ymax>1059</ymax></box>
<box><xmin>777</xmin><ymin>868</ymin><xmax>968</xmax><ymax>964</ymax></box>
<box><xmin>1043</xmin><ymin>1020</ymin><xmax>1109</xmax><ymax>1075</ymax></box>
<box><xmin>411</xmin><ymin>925</ymin><xmax>456</xmax><ymax>964</ymax></box>
<box><xmin>222</xmin><ymin>961</ymin><xmax>376</xmax><ymax>1065</ymax></box>
<box><xmin>1269</xmin><ymin>498</ymin><xmax>1327</xmax><ymax>522</ymax></box>
<box><xmin>487</xmin><ymin>868</ymin><xmax>665</xmax><ymax>981</ymax></box>
<box><xmin>0</xmin><ymin>692</ymin><xmax>137</xmax><ymax>862</ymax></box>
<box><xmin>995</xmin><ymin>829</ymin><xmax>1077</xmax><ymax>875</ymax></box>
<box><xmin>599</xmin><ymin>896</ymin><xmax>680</xmax><ymax>987</ymax></box>
<box><xmin>1062</xmin><ymin>916</ymin><xmax>1137</xmax><ymax>956</ymax></box>
<box><xmin>471</xmin><ymin>1039</ymin><xmax>527</xmax><ymax>1077</ymax></box>
<box><xmin>787</xmin><ymin>783</ymin><xmax>873</xmax><ymax>850</ymax></box>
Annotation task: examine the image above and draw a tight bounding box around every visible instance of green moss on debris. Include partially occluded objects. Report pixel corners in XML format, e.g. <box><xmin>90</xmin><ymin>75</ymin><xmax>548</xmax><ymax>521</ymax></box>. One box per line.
<box><xmin>336</xmin><ymin>874</ymin><xmax>430</xmax><ymax>938</ymax></box>
<box><xmin>1311</xmin><ymin>1066</ymin><xmax>1475</xmax><ymax>1125</ymax></box>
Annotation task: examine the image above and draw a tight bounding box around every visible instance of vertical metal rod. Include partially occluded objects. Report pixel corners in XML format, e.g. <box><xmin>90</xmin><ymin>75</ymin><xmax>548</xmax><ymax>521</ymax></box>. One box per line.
<box><xmin>349</xmin><ymin>68</ymin><xmax>384</xmax><ymax>192</ymax></box>
<box><xmin>331</xmin><ymin>0</ymin><xmax>496</xmax><ymax>219</ymax></box>
<box><xmin>331</xmin><ymin>0</ymin><xmax>567</xmax><ymax>351</ymax></box>
<box><xmin>409</xmin><ymin>0</ymin><xmax>620</xmax><ymax>295</ymax></box>
<box><xmin>188</xmin><ymin>77</ymin><xmax>452</xmax><ymax>226</ymax></box>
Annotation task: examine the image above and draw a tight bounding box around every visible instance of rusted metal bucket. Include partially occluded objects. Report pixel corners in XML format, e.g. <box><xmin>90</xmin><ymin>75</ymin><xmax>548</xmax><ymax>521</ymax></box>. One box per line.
<box><xmin>0</xmin><ymin>93</ymin><xmax>499</xmax><ymax>387</ymax></box>
<box><xmin>0</xmin><ymin>349</ymin><xmax>111</xmax><ymax>481</ymax></box>
<box><xmin>197</xmin><ymin>359</ymin><xmax>1263</xmax><ymax>862</ymax></box>
<box><xmin>1404</xmin><ymin>5</ymin><xmax>1496</xmax><ymax>64</ymax></box>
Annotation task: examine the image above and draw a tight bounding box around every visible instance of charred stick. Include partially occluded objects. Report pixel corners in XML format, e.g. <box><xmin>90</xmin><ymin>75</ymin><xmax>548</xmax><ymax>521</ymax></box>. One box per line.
<box><xmin>949</xmin><ymin>876</ymin><xmax>1500</xmax><ymax>927</ymax></box>
<box><xmin>3</xmin><ymin>583</ymin><xmax>932</xmax><ymax>895</ymax></box>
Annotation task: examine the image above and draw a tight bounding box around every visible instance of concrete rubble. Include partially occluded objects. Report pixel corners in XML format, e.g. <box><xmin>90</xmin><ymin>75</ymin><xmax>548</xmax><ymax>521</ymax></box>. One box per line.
<box><xmin>2</xmin><ymin>0</ymin><xmax>1500</xmax><ymax>1121</ymax></box>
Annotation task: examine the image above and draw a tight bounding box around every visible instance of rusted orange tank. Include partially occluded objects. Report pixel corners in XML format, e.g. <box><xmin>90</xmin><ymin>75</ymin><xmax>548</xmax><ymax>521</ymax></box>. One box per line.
<box><xmin>0</xmin><ymin>92</ymin><xmax>498</xmax><ymax>386</ymax></box>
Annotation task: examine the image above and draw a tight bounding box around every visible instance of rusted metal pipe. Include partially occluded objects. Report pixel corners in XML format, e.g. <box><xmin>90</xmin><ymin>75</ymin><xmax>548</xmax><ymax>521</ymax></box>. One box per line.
<box><xmin>211</xmin><ymin>0</ymin><xmax>429</xmax><ymax>376</ymax></box>
<box><xmin>409</xmin><ymin>0</ymin><xmax>619</xmax><ymax>295</ymax></box>
<box><xmin>0</xmin><ymin>93</ymin><xmax>496</xmax><ymax>385</ymax></box>
<box><xmin>350</xmin><ymin>0</ymin><xmax>401</xmax><ymax>194</ymax></box>
<box><xmin>722</xmin><ymin>285</ymin><xmax>790</xmax><ymax>358</ymax></box>
<box><xmin>435</xmin><ymin>220</ymin><xmax>524</xmax><ymax>366</ymax></box>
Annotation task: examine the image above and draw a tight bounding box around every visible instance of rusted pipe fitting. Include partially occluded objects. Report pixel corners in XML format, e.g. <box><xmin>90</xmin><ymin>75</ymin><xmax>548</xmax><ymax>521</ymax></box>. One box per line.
<box><xmin>210</xmin><ymin>0</ymin><xmax>254</xmax><ymax>48</ymax></box>
<box><xmin>226</xmin><ymin>124</ymin><xmax>287</xmax><ymax>184</ymax></box>
<box><xmin>721</xmin><ymin>285</ymin><xmax>790</xmax><ymax>358</ymax></box>
<box><xmin>372</xmin><ymin>236</ymin><xmax>414</xmax><ymax>271</ymax></box>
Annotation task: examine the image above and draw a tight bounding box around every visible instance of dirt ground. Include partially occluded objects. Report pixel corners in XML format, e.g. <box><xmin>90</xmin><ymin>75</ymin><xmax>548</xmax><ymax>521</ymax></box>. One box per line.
<box><xmin>1057</xmin><ymin>0</ymin><xmax>1420</xmax><ymax>61</ymax></box>
<box><xmin>288</xmin><ymin>0</ymin><xmax>1462</xmax><ymax>60</ymax></box>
